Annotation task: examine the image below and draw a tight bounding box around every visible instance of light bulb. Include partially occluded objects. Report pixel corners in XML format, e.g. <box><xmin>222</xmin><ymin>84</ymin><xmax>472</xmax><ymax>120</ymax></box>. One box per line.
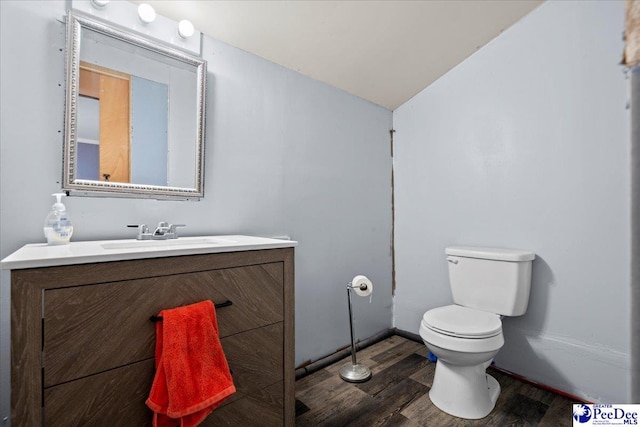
<box><xmin>90</xmin><ymin>0</ymin><xmax>110</xmax><ymax>8</ymax></box>
<box><xmin>178</xmin><ymin>20</ymin><xmax>194</xmax><ymax>38</ymax></box>
<box><xmin>137</xmin><ymin>3</ymin><xmax>156</xmax><ymax>24</ymax></box>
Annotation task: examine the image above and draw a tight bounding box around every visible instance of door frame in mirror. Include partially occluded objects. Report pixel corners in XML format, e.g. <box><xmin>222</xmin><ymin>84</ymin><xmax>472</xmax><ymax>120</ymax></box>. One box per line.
<box><xmin>63</xmin><ymin>11</ymin><xmax>207</xmax><ymax>200</ymax></box>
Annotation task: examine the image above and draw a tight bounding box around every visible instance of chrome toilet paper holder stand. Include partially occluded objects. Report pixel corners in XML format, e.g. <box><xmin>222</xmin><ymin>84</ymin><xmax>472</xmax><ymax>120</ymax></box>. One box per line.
<box><xmin>339</xmin><ymin>280</ymin><xmax>373</xmax><ymax>383</ymax></box>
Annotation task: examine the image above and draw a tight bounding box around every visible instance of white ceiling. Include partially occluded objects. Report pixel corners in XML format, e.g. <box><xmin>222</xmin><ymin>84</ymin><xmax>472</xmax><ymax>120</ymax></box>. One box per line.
<box><xmin>135</xmin><ymin>0</ymin><xmax>542</xmax><ymax>110</ymax></box>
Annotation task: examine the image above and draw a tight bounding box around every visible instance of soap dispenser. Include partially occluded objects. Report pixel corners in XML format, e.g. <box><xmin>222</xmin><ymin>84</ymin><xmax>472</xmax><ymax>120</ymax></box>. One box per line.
<box><xmin>44</xmin><ymin>193</ymin><xmax>73</xmax><ymax>245</ymax></box>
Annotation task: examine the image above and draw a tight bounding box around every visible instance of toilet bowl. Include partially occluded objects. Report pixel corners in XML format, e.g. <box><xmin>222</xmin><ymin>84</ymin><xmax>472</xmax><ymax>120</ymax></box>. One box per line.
<box><xmin>418</xmin><ymin>246</ymin><xmax>535</xmax><ymax>419</ymax></box>
<box><xmin>419</xmin><ymin>305</ymin><xmax>504</xmax><ymax>419</ymax></box>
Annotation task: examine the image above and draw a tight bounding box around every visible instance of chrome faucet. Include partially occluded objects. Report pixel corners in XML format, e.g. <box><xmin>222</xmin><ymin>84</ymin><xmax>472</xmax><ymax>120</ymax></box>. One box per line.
<box><xmin>153</xmin><ymin>222</ymin><xmax>186</xmax><ymax>239</ymax></box>
<box><xmin>127</xmin><ymin>222</ymin><xmax>186</xmax><ymax>240</ymax></box>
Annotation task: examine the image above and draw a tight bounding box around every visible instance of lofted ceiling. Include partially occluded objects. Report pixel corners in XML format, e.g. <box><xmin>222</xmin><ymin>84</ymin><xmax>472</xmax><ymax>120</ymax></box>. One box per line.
<box><xmin>134</xmin><ymin>0</ymin><xmax>543</xmax><ymax>110</ymax></box>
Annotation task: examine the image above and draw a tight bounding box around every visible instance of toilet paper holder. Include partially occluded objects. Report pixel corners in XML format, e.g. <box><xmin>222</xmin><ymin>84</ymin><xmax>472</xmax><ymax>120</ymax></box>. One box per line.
<box><xmin>339</xmin><ymin>275</ymin><xmax>373</xmax><ymax>383</ymax></box>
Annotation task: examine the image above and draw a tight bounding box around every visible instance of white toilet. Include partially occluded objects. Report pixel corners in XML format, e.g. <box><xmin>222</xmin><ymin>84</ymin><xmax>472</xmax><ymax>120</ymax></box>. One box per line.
<box><xmin>419</xmin><ymin>246</ymin><xmax>535</xmax><ymax>419</ymax></box>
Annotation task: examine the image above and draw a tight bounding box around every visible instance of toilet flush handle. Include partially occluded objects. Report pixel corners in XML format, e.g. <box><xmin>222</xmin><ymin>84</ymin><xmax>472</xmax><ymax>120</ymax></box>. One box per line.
<box><xmin>447</xmin><ymin>257</ymin><xmax>458</xmax><ymax>264</ymax></box>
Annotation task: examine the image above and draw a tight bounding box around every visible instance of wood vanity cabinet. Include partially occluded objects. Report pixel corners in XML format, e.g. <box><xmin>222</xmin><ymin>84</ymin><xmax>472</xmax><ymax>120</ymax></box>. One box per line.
<box><xmin>10</xmin><ymin>248</ymin><xmax>295</xmax><ymax>427</ymax></box>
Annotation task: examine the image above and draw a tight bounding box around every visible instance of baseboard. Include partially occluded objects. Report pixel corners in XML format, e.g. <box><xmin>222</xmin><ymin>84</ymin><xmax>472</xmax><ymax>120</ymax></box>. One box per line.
<box><xmin>392</xmin><ymin>327</ymin><xmax>422</xmax><ymax>343</ymax></box>
<box><xmin>488</xmin><ymin>364</ymin><xmax>589</xmax><ymax>403</ymax></box>
<box><xmin>496</xmin><ymin>327</ymin><xmax>629</xmax><ymax>403</ymax></box>
<box><xmin>295</xmin><ymin>328</ymin><xmax>394</xmax><ymax>379</ymax></box>
<box><xmin>395</xmin><ymin>327</ymin><xmax>594</xmax><ymax>403</ymax></box>
<box><xmin>296</xmin><ymin>327</ymin><xmax>592</xmax><ymax>404</ymax></box>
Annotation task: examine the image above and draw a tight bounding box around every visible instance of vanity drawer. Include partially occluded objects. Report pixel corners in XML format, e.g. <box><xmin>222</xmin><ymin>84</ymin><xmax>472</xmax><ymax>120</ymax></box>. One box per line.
<box><xmin>42</xmin><ymin>324</ymin><xmax>284</xmax><ymax>426</ymax></box>
<box><xmin>202</xmin><ymin>382</ymin><xmax>284</xmax><ymax>427</ymax></box>
<box><xmin>43</xmin><ymin>262</ymin><xmax>284</xmax><ymax>387</ymax></box>
<box><xmin>223</xmin><ymin>322</ymin><xmax>284</xmax><ymax>394</ymax></box>
<box><xmin>44</xmin><ymin>359</ymin><xmax>155</xmax><ymax>426</ymax></box>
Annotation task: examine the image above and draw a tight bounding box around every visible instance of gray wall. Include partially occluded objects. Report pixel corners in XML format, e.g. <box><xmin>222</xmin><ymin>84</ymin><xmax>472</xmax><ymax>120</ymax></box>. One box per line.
<box><xmin>0</xmin><ymin>1</ymin><xmax>393</xmax><ymax>420</ymax></box>
<box><xmin>393</xmin><ymin>0</ymin><xmax>630</xmax><ymax>403</ymax></box>
<box><xmin>2</xmin><ymin>0</ymin><xmax>633</xmax><ymax>420</ymax></box>
<box><xmin>632</xmin><ymin>67</ymin><xmax>640</xmax><ymax>404</ymax></box>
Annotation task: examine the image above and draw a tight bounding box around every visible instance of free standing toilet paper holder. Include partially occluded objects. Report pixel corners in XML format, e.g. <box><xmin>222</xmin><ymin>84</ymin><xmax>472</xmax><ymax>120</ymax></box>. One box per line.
<box><xmin>339</xmin><ymin>277</ymin><xmax>373</xmax><ymax>383</ymax></box>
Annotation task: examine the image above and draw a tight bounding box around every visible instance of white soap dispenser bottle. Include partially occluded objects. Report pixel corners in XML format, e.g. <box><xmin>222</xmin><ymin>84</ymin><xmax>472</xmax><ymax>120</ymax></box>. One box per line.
<box><xmin>44</xmin><ymin>193</ymin><xmax>73</xmax><ymax>245</ymax></box>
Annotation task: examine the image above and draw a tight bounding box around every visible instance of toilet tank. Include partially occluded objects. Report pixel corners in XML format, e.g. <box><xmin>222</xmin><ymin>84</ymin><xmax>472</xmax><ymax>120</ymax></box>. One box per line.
<box><xmin>446</xmin><ymin>246</ymin><xmax>535</xmax><ymax>316</ymax></box>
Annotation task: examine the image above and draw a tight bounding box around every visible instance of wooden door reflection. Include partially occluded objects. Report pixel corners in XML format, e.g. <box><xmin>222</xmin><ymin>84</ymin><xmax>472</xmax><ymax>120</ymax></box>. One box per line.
<box><xmin>79</xmin><ymin>62</ymin><xmax>130</xmax><ymax>183</ymax></box>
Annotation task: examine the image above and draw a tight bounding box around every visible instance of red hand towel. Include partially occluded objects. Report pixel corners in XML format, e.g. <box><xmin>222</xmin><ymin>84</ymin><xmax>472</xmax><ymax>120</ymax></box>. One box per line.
<box><xmin>146</xmin><ymin>300</ymin><xmax>236</xmax><ymax>427</ymax></box>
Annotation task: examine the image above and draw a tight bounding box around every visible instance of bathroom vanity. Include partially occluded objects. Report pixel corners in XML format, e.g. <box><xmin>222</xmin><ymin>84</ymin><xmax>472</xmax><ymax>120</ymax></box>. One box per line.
<box><xmin>2</xmin><ymin>236</ymin><xmax>296</xmax><ymax>426</ymax></box>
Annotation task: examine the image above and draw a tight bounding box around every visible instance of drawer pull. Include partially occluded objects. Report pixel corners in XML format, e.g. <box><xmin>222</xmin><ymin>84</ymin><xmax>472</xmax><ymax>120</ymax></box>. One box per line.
<box><xmin>150</xmin><ymin>300</ymin><xmax>233</xmax><ymax>322</ymax></box>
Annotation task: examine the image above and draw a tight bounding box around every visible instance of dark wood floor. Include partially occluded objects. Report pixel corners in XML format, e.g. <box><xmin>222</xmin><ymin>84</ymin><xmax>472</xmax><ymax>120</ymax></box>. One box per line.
<box><xmin>295</xmin><ymin>335</ymin><xmax>574</xmax><ymax>426</ymax></box>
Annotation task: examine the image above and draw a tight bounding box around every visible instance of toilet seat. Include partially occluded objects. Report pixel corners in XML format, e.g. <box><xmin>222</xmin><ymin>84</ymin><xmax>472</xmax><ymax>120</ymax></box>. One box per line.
<box><xmin>419</xmin><ymin>305</ymin><xmax>504</xmax><ymax>354</ymax></box>
<box><xmin>422</xmin><ymin>305</ymin><xmax>502</xmax><ymax>339</ymax></box>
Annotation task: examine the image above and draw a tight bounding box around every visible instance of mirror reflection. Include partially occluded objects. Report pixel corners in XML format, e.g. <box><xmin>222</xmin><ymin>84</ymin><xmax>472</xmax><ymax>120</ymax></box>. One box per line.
<box><xmin>64</xmin><ymin>12</ymin><xmax>206</xmax><ymax>199</ymax></box>
<box><xmin>77</xmin><ymin>61</ymin><xmax>170</xmax><ymax>185</ymax></box>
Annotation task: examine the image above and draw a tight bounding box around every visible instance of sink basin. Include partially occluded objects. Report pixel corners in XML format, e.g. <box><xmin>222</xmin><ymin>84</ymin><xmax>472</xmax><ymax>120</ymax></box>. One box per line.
<box><xmin>101</xmin><ymin>237</ymin><xmax>236</xmax><ymax>250</ymax></box>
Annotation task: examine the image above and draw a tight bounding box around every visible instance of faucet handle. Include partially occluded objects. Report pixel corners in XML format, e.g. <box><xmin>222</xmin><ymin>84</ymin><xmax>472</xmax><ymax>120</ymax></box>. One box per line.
<box><xmin>127</xmin><ymin>224</ymin><xmax>150</xmax><ymax>240</ymax></box>
<box><xmin>168</xmin><ymin>224</ymin><xmax>186</xmax><ymax>237</ymax></box>
<box><xmin>127</xmin><ymin>223</ymin><xmax>148</xmax><ymax>231</ymax></box>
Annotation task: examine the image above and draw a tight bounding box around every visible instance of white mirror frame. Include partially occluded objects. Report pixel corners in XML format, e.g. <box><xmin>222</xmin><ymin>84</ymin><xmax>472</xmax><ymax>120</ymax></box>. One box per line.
<box><xmin>63</xmin><ymin>11</ymin><xmax>207</xmax><ymax>200</ymax></box>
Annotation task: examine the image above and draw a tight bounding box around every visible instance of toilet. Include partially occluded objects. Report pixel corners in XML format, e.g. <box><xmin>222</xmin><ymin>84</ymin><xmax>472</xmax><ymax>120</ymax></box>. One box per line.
<box><xmin>419</xmin><ymin>246</ymin><xmax>535</xmax><ymax>419</ymax></box>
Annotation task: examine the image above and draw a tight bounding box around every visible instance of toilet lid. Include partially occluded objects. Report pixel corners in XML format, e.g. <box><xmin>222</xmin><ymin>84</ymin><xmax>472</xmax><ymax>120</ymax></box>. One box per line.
<box><xmin>422</xmin><ymin>305</ymin><xmax>502</xmax><ymax>338</ymax></box>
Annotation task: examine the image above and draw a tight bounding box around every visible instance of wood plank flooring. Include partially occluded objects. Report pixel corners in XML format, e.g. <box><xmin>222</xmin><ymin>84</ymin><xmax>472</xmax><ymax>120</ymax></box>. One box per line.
<box><xmin>295</xmin><ymin>335</ymin><xmax>574</xmax><ymax>426</ymax></box>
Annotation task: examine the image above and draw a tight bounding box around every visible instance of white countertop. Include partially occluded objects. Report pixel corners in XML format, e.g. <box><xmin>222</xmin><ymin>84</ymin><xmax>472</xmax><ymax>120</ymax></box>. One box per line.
<box><xmin>1</xmin><ymin>235</ymin><xmax>297</xmax><ymax>270</ymax></box>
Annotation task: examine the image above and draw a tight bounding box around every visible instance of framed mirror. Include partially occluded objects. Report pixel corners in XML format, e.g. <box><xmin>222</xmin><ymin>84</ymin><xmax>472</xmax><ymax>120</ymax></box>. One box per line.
<box><xmin>63</xmin><ymin>11</ymin><xmax>206</xmax><ymax>199</ymax></box>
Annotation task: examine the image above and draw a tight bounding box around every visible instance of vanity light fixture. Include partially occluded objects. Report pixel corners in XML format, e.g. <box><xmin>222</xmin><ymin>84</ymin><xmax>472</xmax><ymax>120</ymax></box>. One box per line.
<box><xmin>137</xmin><ymin>3</ymin><xmax>156</xmax><ymax>24</ymax></box>
<box><xmin>178</xmin><ymin>20</ymin><xmax>195</xmax><ymax>38</ymax></box>
<box><xmin>90</xmin><ymin>0</ymin><xmax>110</xmax><ymax>8</ymax></box>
